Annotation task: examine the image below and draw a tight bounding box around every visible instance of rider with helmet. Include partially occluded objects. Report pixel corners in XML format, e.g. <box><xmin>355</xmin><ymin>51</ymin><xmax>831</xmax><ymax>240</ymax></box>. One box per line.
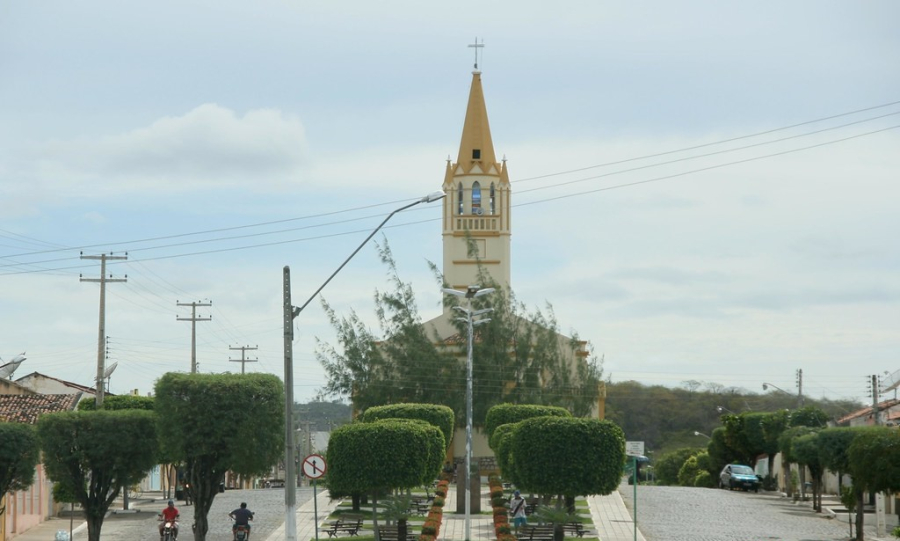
<box><xmin>158</xmin><ymin>500</ymin><xmax>180</xmax><ymax>540</ymax></box>
<box><xmin>229</xmin><ymin>502</ymin><xmax>254</xmax><ymax>540</ymax></box>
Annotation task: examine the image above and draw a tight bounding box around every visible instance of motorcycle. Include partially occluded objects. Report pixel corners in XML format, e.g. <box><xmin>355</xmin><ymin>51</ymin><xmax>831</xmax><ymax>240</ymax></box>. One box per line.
<box><xmin>233</xmin><ymin>523</ymin><xmax>250</xmax><ymax>541</ymax></box>
<box><xmin>159</xmin><ymin>518</ymin><xmax>178</xmax><ymax>541</ymax></box>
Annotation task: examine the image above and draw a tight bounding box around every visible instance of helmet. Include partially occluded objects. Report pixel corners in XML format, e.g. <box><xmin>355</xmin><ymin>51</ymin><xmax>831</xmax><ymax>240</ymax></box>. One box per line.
<box><xmin>168</xmin><ymin>500</ymin><xmax>174</xmax><ymax>505</ymax></box>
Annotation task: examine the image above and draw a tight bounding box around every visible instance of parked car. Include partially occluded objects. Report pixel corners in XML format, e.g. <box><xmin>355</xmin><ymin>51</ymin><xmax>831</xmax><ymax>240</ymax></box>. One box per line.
<box><xmin>718</xmin><ymin>464</ymin><xmax>760</xmax><ymax>492</ymax></box>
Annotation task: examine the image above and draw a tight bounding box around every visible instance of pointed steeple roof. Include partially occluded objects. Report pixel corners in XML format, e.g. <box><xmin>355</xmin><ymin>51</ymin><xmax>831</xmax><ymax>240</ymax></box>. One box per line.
<box><xmin>456</xmin><ymin>71</ymin><xmax>497</xmax><ymax>174</ymax></box>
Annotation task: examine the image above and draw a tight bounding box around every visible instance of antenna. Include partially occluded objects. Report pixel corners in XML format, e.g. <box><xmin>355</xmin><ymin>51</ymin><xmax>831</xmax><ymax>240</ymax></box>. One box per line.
<box><xmin>0</xmin><ymin>352</ymin><xmax>26</xmax><ymax>379</ymax></box>
<box><xmin>103</xmin><ymin>361</ymin><xmax>118</xmax><ymax>379</ymax></box>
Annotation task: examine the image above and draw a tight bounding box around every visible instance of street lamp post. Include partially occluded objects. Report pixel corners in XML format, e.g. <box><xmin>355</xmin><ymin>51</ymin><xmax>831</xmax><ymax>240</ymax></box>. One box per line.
<box><xmin>282</xmin><ymin>191</ymin><xmax>445</xmax><ymax>541</ymax></box>
<box><xmin>762</xmin><ymin>382</ymin><xmax>802</xmax><ymax>408</ymax></box>
<box><xmin>442</xmin><ymin>285</ymin><xmax>495</xmax><ymax>541</ymax></box>
<box><xmin>693</xmin><ymin>431</ymin><xmax>711</xmax><ymax>440</ymax></box>
<box><xmin>716</xmin><ymin>405</ymin><xmax>736</xmax><ymax>415</ymax></box>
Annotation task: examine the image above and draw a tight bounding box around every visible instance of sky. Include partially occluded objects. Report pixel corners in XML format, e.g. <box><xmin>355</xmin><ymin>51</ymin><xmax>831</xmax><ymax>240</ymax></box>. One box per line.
<box><xmin>1</xmin><ymin>1</ymin><xmax>899</xmax><ymax>409</ymax></box>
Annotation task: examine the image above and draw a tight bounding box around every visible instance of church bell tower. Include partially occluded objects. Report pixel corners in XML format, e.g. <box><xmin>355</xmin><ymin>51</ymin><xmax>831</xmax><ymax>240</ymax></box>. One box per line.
<box><xmin>442</xmin><ymin>70</ymin><xmax>511</xmax><ymax>291</ymax></box>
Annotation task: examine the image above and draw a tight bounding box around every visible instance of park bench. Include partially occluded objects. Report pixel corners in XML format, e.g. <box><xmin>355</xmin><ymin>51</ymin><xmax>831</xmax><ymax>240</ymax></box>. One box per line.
<box><xmin>517</xmin><ymin>525</ymin><xmax>554</xmax><ymax>541</ymax></box>
<box><xmin>376</xmin><ymin>525</ymin><xmax>417</xmax><ymax>541</ymax></box>
<box><xmin>562</xmin><ymin>522</ymin><xmax>593</xmax><ymax>538</ymax></box>
<box><xmin>321</xmin><ymin>518</ymin><xmax>363</xmax><ymax>537</ymax></box>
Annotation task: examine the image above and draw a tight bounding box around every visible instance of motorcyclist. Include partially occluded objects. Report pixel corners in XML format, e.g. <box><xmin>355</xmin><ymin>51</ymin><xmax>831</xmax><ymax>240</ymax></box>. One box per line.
<box><xmin>158</xmin><ymin>500</ymin><xmax>180</xmax><ymax>540</ymax></box>
<box><xmin>229</xmin><ymin>502</ymin><xmax>254</xmax><ymax>540</ymax></box>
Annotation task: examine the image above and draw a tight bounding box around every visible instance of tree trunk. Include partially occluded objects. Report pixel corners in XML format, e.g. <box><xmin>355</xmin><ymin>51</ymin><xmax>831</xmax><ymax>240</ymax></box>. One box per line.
<box><xmin>855</xmin><ymin>489</ymin><xmax>865</xmax><ymax>541</ymax></box>
<box><xmin>398</xmin><ymin>518</ymin><xmax>407</xmax><ymax>541</ymax></box>
<box><xmin>191</xmin><ymin>467</ymin><xmax>223</xmax><ymax>541</ymax></box>
<box><xmin>372</xmin><ymin>493</ymin><xmax>381</xmax><ymax>541</ymax></box>
<box><xmin>351</xmin><ymin>494</ymin><xmax>361</xmax><ymax>512</ymax></box>
<box><xmin>766</xmin><ymin>454</ymin><xmax>775</xmax><ymax>484</ymax></box>
<box><xmin>86</xmin><ymin>513</ymin><xmax>104</xmax><ymax>541</ymax></box>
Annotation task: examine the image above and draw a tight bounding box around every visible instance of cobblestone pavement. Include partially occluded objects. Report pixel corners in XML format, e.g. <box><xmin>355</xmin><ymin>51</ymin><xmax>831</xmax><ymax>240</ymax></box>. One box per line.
<box><xmin>93</xmin><ymin>488</ymin><xmax>315</xmax><ymax>541</ymax></box>
<box><xmin>619</xmin><ymin>485</ymin><xmax>859</xmax><ymax>541</ymax></box>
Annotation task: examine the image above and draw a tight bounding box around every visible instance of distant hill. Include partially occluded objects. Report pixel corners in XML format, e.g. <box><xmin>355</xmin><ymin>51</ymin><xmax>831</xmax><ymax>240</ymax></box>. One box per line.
<box><xmin>293</xmin><ymin>400</ymin><xmax>352</xmax><ymax>431</ymax></box>
<box><xmin>604</xmin><ymin>380</ymin><xmax>863</xmax><ymax>455</ymax></box>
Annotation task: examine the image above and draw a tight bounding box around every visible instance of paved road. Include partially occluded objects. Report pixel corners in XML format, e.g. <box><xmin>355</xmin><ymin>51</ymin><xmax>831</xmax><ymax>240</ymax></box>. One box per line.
<box><xmin>620</xmin><ymin>485</ymin><xmax>856</xmax><ymax>541</ymax></box>
<box><xmin>94</xmin><ymin>488</ymin><xmax>315</xmax><ymax>541</ymax></box>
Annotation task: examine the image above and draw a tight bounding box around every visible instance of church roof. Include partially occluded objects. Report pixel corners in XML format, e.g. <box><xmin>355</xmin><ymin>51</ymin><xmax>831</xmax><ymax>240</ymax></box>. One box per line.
<box><xmin>456</xmin><ymin>71</ymin><xmax>498</xmax><ymax>174</ymax></box>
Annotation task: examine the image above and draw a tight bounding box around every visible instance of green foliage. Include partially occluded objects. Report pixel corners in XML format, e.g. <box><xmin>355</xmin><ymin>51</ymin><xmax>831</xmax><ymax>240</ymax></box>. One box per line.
<box><xmin>654</xmin><ymin>448</ymin><xmax>699</xmax><ymax>486</ymax></box>
<box><xmin>327</xmin><ymin>420</ymin><xmax>443</xmax><ymax>496</ymax></box>
<box><xmin>677</xmin><ymin>452</ymin><xmax>712</xmax><ymax>487</ymax></box>
<box><xmin>693</xmin><ymin>470</ymin><xmax>715</xmax><ymax>488</ymax></box>
<box><xmin>510</xmin><ymin>416</ymin><xmax>625</xmax><ymax>497</ymax></box>
<box><xmin>154</xmin><ymin>372</ymin><xmax>284</xmax><ymax>541</ymax></box>
<box><xmin>789</xmin><ymin>406</ymin><xmax>828</xmax><ymax>428</ymax></box>
<box><xmin>706</xmin><ymin>427</ymin><xmax>745</xmax><ymax>474</ymax></box>
<box><xmin>848</xmin><ymin>427</ymin><xmax>900</xmax><ymax>494</ymax></box>
<box><xmin>360</xmin><ymin>403</ymin><xmax>455</xmax><ymax>451</ymax></box>
<box><xmin>77</xmin><ymin>395</ymin><xmax>155</xmax><ymax>411</ymax></box>
<box><xmin>37</xmin><ymin>410</ymin><xmax>158</xmax><ymax>541</ymax></box>
<box><xmin>493</xmin><ymin>425</ymin><xmax>518</xmax><ymax>485</ymax></box>
<box><xmin>778</xmin><ymin>426</ymin><xmax>815</xmax><ymax>463</ymax></box>
<box><xmin>0</xmin><ymin>423</ymin><xmax>41</xmax><ymax>516</ymax></box>
<box><xmin>484</xmin><ymin>403</ymin><xmax>571</xmax><ymax>441</ymax></box>
<box><xmin>817</xmin><ymin>426</ymin><xmax>863</xmax><ymax>474</ymax></box>
<box><xmin>317</xmin><ymin>242</ymin><xmax>604</xmax><ymax>426</ymax></box>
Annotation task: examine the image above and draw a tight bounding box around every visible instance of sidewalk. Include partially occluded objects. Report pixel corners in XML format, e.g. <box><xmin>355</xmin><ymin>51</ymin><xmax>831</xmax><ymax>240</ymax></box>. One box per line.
<box><xmin>263</xmin><ymin>487</ymin><xmax>341</xmax><ymax>541</ymax></box>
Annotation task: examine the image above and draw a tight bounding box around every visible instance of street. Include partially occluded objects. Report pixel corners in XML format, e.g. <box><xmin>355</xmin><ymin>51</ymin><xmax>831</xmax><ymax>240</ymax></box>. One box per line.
<box><xmin>92</xmin><ymin>488</ymin><xmax>315</xmax><ymax>541</ymax></box>
<box><xmin>621</xmin><ymin>485</ymin><xmax>856</xmax><ymax>541</ymax></box>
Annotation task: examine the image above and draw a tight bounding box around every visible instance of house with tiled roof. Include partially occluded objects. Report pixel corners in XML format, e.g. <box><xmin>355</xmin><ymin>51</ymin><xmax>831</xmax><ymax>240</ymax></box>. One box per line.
<box><xmin>0</xmin><ymin>378</ymin><xmax>36</xmax><ymax>397</ymax></box>
<box><xmin>835</xmin><ymin>397</ymin><xmax>900</xmax><ymax>427</ymax></box>
<box><xmin>0</xmin><ymin>393</ymin><xmax>81</xmax><ymax>541</ymax></box>
<box><xmin>14</xmin><ymin>373</ymin><xmax>99</xmax><ymax>403</ymax></box>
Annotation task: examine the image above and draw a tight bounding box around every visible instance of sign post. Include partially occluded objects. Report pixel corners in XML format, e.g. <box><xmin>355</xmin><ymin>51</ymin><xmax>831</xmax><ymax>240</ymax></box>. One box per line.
<box><xmin>625</xmin><ymin>441</ymin><xmax>644</xmax><ymax>541</ymax></box>
<box><xmin>302</xmin><ymin>454</ymin><xmax>327</xmax><ymax>541</ymax></box>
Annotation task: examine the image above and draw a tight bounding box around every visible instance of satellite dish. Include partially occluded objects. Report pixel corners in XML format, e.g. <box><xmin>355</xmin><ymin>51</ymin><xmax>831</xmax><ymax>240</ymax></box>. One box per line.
<box><xmin>0</xmin><ymin>352</ymin><xmax>26</xmax><ymax>379</ymax></box>
<box><xmin>103</xmin><ymin>361</ymin><xmax>118</xmax><ymax>379</ymax></box>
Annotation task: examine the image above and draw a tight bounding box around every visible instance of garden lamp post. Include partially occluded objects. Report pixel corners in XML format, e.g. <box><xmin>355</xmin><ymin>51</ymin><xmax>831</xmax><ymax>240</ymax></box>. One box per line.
<box><xmin>442</xmin><ymin>284</ymin><xmax>494</xmax><ymax>541</ymax></box>
<box><xmin>282</xmin><ymin>191</ymin><xmax>445</xmax><ymax>541</ymax></box>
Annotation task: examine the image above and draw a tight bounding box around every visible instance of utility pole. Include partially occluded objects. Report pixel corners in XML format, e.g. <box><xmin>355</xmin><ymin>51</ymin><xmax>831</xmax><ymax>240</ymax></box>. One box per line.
<box><xmin>283</xmin><ymin>266</ymin><xmax>300</xmax><ymax>541</ymax></box>
<box><xmin>796</xmin><ymin>368</ymin><xmax>804</xmax><ymax>407</ymax></box>
<box><xmin>177</xmin><ymin>300</ymin><xmax>212</xmax><ymax>373</ymax></box>
<box><xmin>80</xmin><ymin>252</ymin><xmax>127</xmax><ymax>407</ymax></box>
<box><xmin>871</xmin><ymin>373</ymin><xmax>886</xmax><ymax>537</ymax></box>
<box><xmin>229</xmin><ymin>345</ymin><xmax>258</xmax><ymax>374</ymax></box>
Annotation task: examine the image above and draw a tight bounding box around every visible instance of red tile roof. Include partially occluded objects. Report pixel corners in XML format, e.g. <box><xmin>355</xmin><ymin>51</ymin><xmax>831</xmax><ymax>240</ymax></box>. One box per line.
<box><xmin>0</xmin><ymin>393</ymin><xmax>82</xmax><ymax>424</ymax></box>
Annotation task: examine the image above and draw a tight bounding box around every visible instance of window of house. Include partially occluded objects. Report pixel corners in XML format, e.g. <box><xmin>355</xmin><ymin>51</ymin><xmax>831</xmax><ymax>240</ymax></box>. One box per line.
<box><xmin>457</xmin><ymin>183</ymin><xmax>464</xmax><ymax>215</ymax></box>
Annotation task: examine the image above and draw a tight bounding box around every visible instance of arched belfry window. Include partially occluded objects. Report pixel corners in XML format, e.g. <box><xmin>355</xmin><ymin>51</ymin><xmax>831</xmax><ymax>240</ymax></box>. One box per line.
<box><xmin>457</xmin><ymin>183</ymin><xmax>464</xmax><ymax>215</ymax></box>
<box><xmin>472</xmin><ymin>182</ymin><xmax>482</xmax><ymax>215</ymax></box>
<box><xmin>489</xmin><ymin>183</ymin><xmax>496</xmax><ymax>214</ymax></box>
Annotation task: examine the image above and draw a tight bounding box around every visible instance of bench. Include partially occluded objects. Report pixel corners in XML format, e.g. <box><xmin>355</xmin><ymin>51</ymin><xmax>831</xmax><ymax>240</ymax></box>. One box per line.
<box><xmin>563</xmin><ymin>522</ymin><xmax>593</xmax><ymax>538</ymax></box>
<box><xmin>517</xmin><ymin>525</ymin><xmax>555</xmax><ymax>541</ymax></box>
<box><xmin>376</xmin><ymin>525</ymin><xmax>417</xmax><ymax>541</ymax></box>
<box><xmin>321</xmin><ymin>518</ymin><xmax>363</xmax><ymax>537</ymax></box>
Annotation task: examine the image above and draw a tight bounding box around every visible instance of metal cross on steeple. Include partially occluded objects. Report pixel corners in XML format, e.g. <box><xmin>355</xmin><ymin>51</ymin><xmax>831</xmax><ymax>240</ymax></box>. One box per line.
<box><xmin>468</xmin><ymin>38</ymin><xmax>484</xmax><ymax>70</ymax></box>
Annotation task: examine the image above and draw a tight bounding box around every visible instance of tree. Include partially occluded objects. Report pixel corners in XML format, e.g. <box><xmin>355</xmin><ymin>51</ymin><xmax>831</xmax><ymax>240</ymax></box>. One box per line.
<box><xmin>154</xmin><ymin>373</ymin><xmax>284</xmax><ymax>541</ymax></box>
<box><xmin>0</xmin><ymin>423</ymin><xmax>40</xmax><ymax>517</ymax></box>
<box><xmin>759</xmin><ymin>409</ymin><xmax>790</xmax><ymax>489</ymax></box>
<box><xmin>326</xmin><ymin>420</ymin><xmax>444</xmax><ymax>541</ymax></box>
<box><xmin>484</xmin><ymin>403</ymin><xmax>571</xmax><ymax>441</ymax></box>
<box><xmin>848</xmin><ymin>427</ymin><xmax>900</xmax><ymax>541</ymax></box>
<box><xmin>654</xmin><ymin>448</ymin><xmax>700</xmax><ymax>486</ymax></box>
<box><xmin>360</xmin><ymin>403</ymin><xmax>455</xmax><ymax>451</ymax></box>
<box><xmin>317</xmin><ymin>241</ymin><xmax>603</xmax><ymax>425</ymax></box>
<box><xmin>37</xmin><ymin>410</ymin><xmax>158</xmax><ymax>541</ymax></box>
<box><xmin>706</xmin><ymin>426</ymin><xmax>745</xmax><ymax>475</ymax></box>
<box><xmin>791</xmin><ymin>431</ymin><xmax>824</xmax><ymax>512</ymax></box>
<box><xmin>77</xmin><ymin>394</ymin><xmax>155</xmax><ymax>411</ymax></box>
<box><xmin>510</xmin><ymin>417</ymin><xmax>625</xmax><ymax>541</ymax></box>
<box><xmin>817</xmin><ymin>426</ymin><xmax>871</xmax><ymax>541</ymax></box>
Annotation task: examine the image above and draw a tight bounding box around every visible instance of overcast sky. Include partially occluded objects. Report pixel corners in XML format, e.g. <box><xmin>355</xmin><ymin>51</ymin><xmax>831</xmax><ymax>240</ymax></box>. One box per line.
<box><xmin>2</xmin><ymin>1</ymin><xmax>898</xmax><ymax>410</ymax></box>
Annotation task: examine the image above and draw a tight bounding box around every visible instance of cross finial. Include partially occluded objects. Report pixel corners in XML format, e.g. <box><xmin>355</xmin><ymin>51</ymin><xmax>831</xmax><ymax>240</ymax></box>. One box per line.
<box><xmin>468</xmin><ymin>38</ymin><xmax>484</xmax><ymax>70</ymax></box>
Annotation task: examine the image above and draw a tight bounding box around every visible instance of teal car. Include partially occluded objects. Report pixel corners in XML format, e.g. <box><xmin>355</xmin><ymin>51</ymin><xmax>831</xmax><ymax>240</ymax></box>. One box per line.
<box><xmin>718</xmin><ymin>464</ymin><xmax>760</xmax><ymax>492</ymax></box>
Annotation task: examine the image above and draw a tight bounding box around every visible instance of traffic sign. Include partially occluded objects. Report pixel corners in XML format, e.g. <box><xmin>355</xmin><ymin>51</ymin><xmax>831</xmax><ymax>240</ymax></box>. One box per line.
<box><xmin>625</xmin><ymin>441</ymin><xmax>644</xmax><ymax>457</ymax></box>
<box><xmin>302</xmin><ymin>454</ymin><xmax>327</xmax><ymax>479</ymax></box>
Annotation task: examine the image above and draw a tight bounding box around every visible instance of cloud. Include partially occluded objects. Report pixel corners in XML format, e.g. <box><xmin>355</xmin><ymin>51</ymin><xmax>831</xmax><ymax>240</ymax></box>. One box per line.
<box><xmin>13</xmin><ymin>104</ymin><xmax>310</xmax><ymax>198</ymax></box>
